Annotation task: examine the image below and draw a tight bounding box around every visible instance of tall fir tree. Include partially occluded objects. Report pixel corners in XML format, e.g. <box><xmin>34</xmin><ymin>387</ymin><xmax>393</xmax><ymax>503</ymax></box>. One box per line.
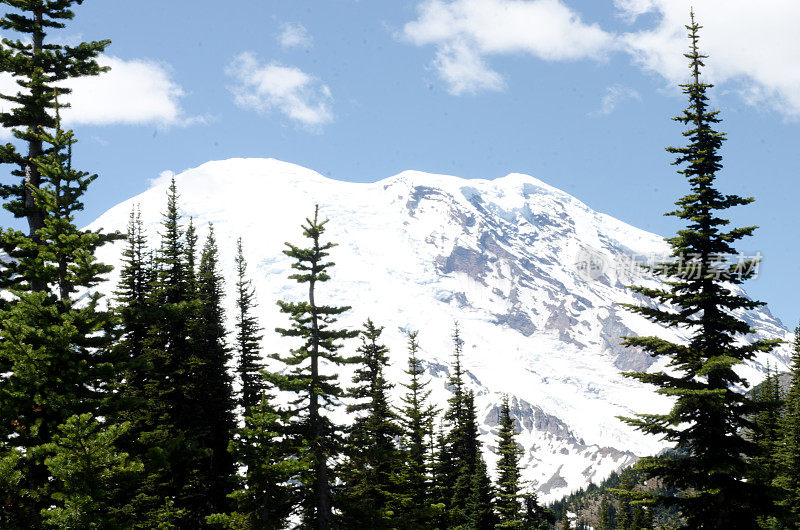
<box><xmin>495</xmin><ymin>395</ymin><xmax>525</xmax><ymax>528</ymax></box>
<box><xmin>748</xmin><ymin>364</ymin><xmax>782</xmax><ymax>497</ymax></box>
<box><xmin>619</xmin><ymin>13</ymin><xmax>781</xmax><ymax>528</ymax></box>
<box><xmin>269</xmin><ymin>205</ymin><xmax>358</xmax><ymax>529</ymax></box>
<box><xmin>0</xmin><ymin>0</ymin><xmax>109</xmax><ymax>257</ymax></box>
<box><xmin>775</xmin><ymin>324</ymin><xmax>800</xmax><ymax>525</ymax></box>
<box><xmin>340</xmin><ymin>319</ymin><xmax>403</xmax><ymax>527</ymax></box>
<box><xmin>233</xmin><ymin>237</ymin><xmax>265</xmax><ymax>413</ymax></box>
<box><xmin>397</xmin><ymin>330</ymin><xmax>440</xmax><ymax>527</ymax></box>
<box><xmin>466</xmin><ymin>452</ymin><xmax>496</xmax><ymax>530</ymax></box>
<box><xmin>0</xmin><ymin>102</ymin><xmax>121</xmax><ymax>524</ymax></box>
<box><xmin>190</xmin><ymin>224</ymin><xmax>237</xmax><ymax>517</ymax></box>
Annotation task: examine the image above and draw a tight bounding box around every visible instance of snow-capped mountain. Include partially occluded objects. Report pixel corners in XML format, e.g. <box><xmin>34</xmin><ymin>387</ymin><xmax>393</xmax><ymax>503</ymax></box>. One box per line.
<box><xmin>88</xmin><ymin>158</ymin><xmax>791</xmax><ymax>501</ymax></box>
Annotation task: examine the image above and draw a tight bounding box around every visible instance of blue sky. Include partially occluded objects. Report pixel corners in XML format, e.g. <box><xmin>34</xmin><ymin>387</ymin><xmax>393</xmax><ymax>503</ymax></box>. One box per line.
<box><xmin>2</xmin><ymin>0</ymin><xmax>799</xmax><ymax>327</ymax></box>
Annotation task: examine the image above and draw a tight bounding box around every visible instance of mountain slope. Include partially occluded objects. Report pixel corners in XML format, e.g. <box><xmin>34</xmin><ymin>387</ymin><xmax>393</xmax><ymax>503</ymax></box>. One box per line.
<box><xmin>89</xmin><ymin>158</ymin><xmax>791</xmax><ymax>501</ymax></box>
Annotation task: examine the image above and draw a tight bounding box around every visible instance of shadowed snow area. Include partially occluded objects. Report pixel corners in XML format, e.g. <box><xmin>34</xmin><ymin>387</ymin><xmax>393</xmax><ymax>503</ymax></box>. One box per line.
<box><xmin>89</xmin><ymin>158</ymin><xmax>791</xmax><ymax>501</ymax></box>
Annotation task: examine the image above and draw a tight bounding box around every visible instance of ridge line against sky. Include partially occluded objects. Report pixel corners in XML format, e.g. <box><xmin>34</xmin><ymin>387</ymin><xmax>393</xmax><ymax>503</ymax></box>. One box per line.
<box><xmin>1</xmin><ymin>0</ymin><xmax>798</xmax><ymax>328</ymax></box>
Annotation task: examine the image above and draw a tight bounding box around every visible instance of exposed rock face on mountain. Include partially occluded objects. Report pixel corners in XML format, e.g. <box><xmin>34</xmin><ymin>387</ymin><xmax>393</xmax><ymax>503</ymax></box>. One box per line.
<box><xmin>89</xmin><ymin>158</ymin><xmax>791</xmax><ymax>501</ymax></box>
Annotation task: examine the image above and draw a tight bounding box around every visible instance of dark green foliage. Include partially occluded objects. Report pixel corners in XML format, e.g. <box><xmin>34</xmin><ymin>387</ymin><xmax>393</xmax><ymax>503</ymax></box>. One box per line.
<box><xmin>40</xmin><ymin>413</ymin><xmax>142</xmax><ymax>529</ymax></box>
<box><xmin>0</xmin><ymin>97</ymin><xmax>121</xmax><ymax>525</ymax></box>
<box><xmin>465</xmin><ymin>453</ymin><xmax>496</xmax><ymax>529</ymax></box>
<box><xmin>436</xmin><ymin>324</ymin><xmax>483</xmax><ymax>525</ymax></box>
<box><xmin>0</xmin><ymin>0</ymin><xmax>109</xmax><ymax>248</ymax></box>
<box><xmin>208</xmin><ymin>391</ymin><xmax>302</xmax><ymax>530</ymax></box>
<box><xmin>495</xmin><ymin>395</ymin><xmax>524</xmax><ymax>528</ymax></box>
<box><xmin>124</xmin><ymin>179</ymin><xmax>200</xmax><ymax>526</ymax></box>
<box><xmin>396</xmin><ymin>330</ymin><xmax>440</xmax><ymax>527</ymax></box>
<box><xmin>775</xmin><ymin>325</ymin><xmax>800</xmax><ymax>525</ymax></box>
<box><xmin>233</xmin><ymin>238</ymin><xmax>265</xmax><ymax>413</ymax></box>
<box><xmin>191</xmin><ymin>225</ymin><xmax>237</xmax><ymax>515</ymax></box>
<box><xmin>523</xmin><ymin>492</ymin><xmax>556</xmax><ymax>529</ymax></box>
<box><xmin>618</xmin><ymin>13</ymin><xmax>779</xmax><ymax>528</ymax></box>
<box><xmin>340</xmin><ymin>319</ymin><xmax>403</xmax><ymax>527</ymax></box>
<box><xmin>748</xmin><ymin>364</ymin><xmax>782</xmax><ymax>500</ymax></box>
<box><xmin>596</xmin><ymin>495</ymin><xmax>615</xmax><ymax>530</ymax></box>
<box><xmin>269</xmin><ymin>205</ymin><xmax>358</xmax><ymax>529</ymax></box>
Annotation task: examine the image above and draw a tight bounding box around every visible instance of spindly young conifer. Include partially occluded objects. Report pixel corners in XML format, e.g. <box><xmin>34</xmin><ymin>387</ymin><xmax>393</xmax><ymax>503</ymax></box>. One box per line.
<box><xmin>619</xmin><ymin>13</ymin><xmax>781</xmax><ymax>528</ymax></box>
<box><xmin>269</xmin><ymin>205</ymin><xmax>358</xmax><ymax>529</ymax></box>
<box><xmin>233</xmin><ymin>237</ymin><xmax>265</xmax><ymax>412</ymax></box>
<box><xmin>340</xmin><ymin>319</ymin><xmax>402</xmax><ymax>528</ymax></box>
<box><xmin>397</xmin><ymin>330</ymin><xmax>439</xmax><ymax>527</ymax></box>
<box><xmin>495</xmin><ymin>395</ymin><xmax>525</xmax><ymax>528</ymax></box>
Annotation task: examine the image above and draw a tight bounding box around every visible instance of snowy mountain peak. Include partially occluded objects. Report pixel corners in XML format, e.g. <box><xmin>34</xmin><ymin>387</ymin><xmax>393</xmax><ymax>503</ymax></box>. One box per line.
<box><xmin>90</xmin><ymin>158</ymin><xmax>791</xmax><ymax>501</ymax></box>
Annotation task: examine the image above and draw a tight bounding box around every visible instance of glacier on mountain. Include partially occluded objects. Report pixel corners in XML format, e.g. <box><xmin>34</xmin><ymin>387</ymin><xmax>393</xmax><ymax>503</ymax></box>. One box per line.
<box><xmin>88</xmin><ymin>158</ymin><xmax>791</xmax><ymax>501</ymax></box>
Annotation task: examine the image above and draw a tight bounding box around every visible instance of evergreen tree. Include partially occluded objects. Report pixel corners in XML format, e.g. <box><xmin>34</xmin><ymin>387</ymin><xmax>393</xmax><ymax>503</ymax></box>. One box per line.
<box><xmin>233</xmin><ymin>237</ymin><xmax>265</xmax><ymax>413</ymax></box>
<box><xmin>269</xmin><ymin>205</ymin><xmax>358</xmax><ymax>529</ymax></box>
<box><xmin>748</xmin><ymin>364</ymin><xmax>782</xmax><ymax>499</ymax></box>
<box><xmin>397</xmin><ymin>330</ymin><xmax>439</xmax><ymax>526</ymax></box>
<box><xmin>523</xmin><ymin>492</ymin><xmax>556</xmax><ymax>530</ymax></box>
<box><xmin>450</xmin><ymin>390</ymin><xmax>484</xmax><ymax>527</ymax></box>
<box><xmin>114</xmin><ymin>180</ymin><xmax>201</xmax><ymax>527</ymax></box>
<box><xmin>190</xmin><ymin>225</ymin><xmax>237</xmax><ymax>516</ymax></box>
<box><xmin>40</xmin><ymin>413</ymin><xmax>142</xmax><ymax>529</ymax></box>
<box><xmin>775</xmin><ymin>324</ymin><xmax>800</xmax><ymax>525</ymax></box>
<box><xmin>340</xmin><ymin>319</ymin><xmax>403</xmax><ymax>527</ymax></box>
<box><xmin>619</xmin><ymin>13</ymin><xmax>780</xmax><ymax>528</ymax></box>
<box><xmin>0</xmin><ymin>104</ymin><xmax>120</xmax><ymax>524</ymax></box>
<box><xmin>466</xmin><ymin>453</ymin><xmax>496</xmax><ymax>529</ymax></box>
<box><xmin>495</xmin><ymin>395</ymin><xmax>525</xmax><ymax>528</ymax></box>
<box><xmin>208</xmin><ymin>391</ymin><xmax>301</xmax><ymax>530</ymax></box>
<box><xmin>115</xmin><ymin>207</ymin><xmax>153</xmax><ymax>400</ymax></box>
<box><xmin>437</xmin><ymin>323</ymin><xmax>483</xmax><ymax>525</ymax></box>
<box><xmin>0</xmin><ymin>0</ymin><xmax>109</xmax><ymax>258</ymax></box>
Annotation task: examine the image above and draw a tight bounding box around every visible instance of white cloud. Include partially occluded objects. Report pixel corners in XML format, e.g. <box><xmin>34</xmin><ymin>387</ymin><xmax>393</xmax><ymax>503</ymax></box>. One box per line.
<box><xmin>0</xmin><ymin>54</ymin><xmax>196</xmax><ymax>138</ymax></box>
<box><xmin>402</xmin><ymin>0</ymin><xmax>616</xmax><ymax>95</ymax></box>
<box><xmin>226</xmin><ymin>52</ymin><xmax>333</xmax><ymax>130</ymax></box>
<box><xmin>278</xmin><ymin>23</ymin><xmax>313</xmax><ymax>49</ymax></box>
<box><xmin>616</xmin><ymin>0</ymin><xmax>800</xmax><ymax>117</ymax></box>
<box><xmin>591</xmin><ymin>84</ymin><xmax>641</xmax><ymax>116</ymax></box>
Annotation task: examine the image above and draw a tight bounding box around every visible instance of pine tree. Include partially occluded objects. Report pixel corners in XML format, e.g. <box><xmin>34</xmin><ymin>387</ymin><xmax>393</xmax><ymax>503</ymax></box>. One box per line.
<box><xmin>495</xmin><ymin>395</ymin><xmax>525</xmax><ymax>528</ymax></box>
<box><xmin>0</xmin><ymin>104</ymin><xmax>120</xmax><ymax>523</ymax></box>
<box><xmin>40</xmin><ymin>413</ymin><xmax>142</xmax><ymax>528</ymax></box>
<box><xmin>116</xmin><ymin>180</ymin><xmax>200</xmax><ymax>527</ymax></box>
<box><xmin>269</xmin><ymin>205</ymin><xmax>358</xmax><ymax>529</ymax></box>
<box><xmin>438</xmin><ymin>323</ymin><xmax>482</xmax><ymax>525</ymax></box>
<box><xmin>190</xmin><ymin>225</ymin><xmax>237</xmax><ymax>516</ymax></box>
<box><xmin>775</xmin><ymin>324</ymin><xmax>800</xmax><ymax>525</ymax></box>
<box><xmin>340</xmin><ymin>319</ymin><xmax>403</xmax><ymax>527</ymax></box>
<box><xmin>619</xmin><ymin>13</ymin><xmax>780</xmax><ymax>528</ymax></box>
<box><xmin>450</xmin><ymin>390</ymin><xmax>485</xmax><ymax>527</ymax></box>
<box><xmin>397</xmin><ymin>330</ymin><xmax>440</xmax><ymax>527</ymax></box>
<box><xmin>748</xmin><ymin>364</ymin><xmax>782</xmax><ymax>497</ymax></box>
<box><xmin>234</xmin><ymin>237</ymin><xmax>266</xmax><ymax>413</ymax></box>
<box><xmin>0</xmin><ymin>0</ymin><xmax>109</xmax><ymax>261</ymax></box>
<box><xmin>115</xmin><ymin>207</ymin><xmax>153</xmax><ymax>397</ymax></box>
<box><xmin>466</xmin><ymin>453</ymin><xmax>496</xmax><ymax>529</ymax></box>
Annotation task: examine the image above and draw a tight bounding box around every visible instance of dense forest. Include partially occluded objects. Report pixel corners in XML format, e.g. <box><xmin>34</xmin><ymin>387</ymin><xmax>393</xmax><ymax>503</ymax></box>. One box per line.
<box><xmin>0</xmin><ymin>2</ymin><xmax>799</xmax><ymax>529</ymax></box>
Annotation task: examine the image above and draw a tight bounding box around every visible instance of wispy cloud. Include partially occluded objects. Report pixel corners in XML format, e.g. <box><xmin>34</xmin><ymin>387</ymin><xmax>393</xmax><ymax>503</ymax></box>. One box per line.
<box><xmin>278</xmin><ymin>22</ymin><xmax>313</xmax><ymax>49</ymax></box>
<box><xmin>590</xmin><ymin>84</ymin><xmax>641</xmax><ymax>116</ymax></box>
<box><xmin>402</xmin><ymin>0</ymin><xmax>616</xmax><ymax>95</ymax></box>
<box><xmin>616</xmin><ymin>0</ymin><xmax>800</xmax><ymax>118</ymax></box>
<box><xmin>226</xmin><ymin>52</ymin><xmax>333</xmax><ymax>130</ymax></box>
